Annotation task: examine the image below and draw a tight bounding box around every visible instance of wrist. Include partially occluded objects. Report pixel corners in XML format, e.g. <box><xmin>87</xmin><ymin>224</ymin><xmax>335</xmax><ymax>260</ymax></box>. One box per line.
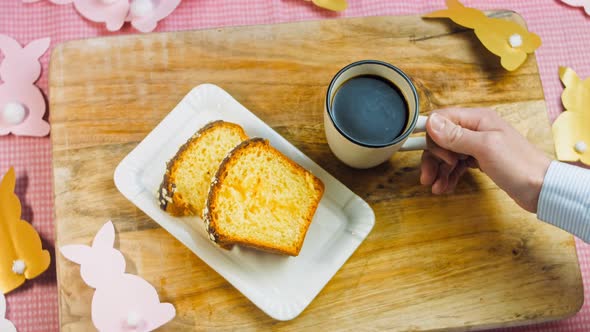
<box><xmin>523</xmin><ymin>156</ymin><xmax>551</xmax><ymax>213</ymax></box>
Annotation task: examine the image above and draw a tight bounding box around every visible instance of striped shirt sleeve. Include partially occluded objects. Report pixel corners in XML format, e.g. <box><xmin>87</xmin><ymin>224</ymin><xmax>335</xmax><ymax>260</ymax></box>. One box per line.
<box><xmin>537</xmin><ymin>161</ymin><xmax>590</xmax><ymax>242</ymax></box>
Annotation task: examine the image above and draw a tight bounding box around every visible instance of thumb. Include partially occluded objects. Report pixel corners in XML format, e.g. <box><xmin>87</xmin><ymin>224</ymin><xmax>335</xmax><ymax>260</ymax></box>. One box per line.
<box><xmin>427</xmin><ymin>113</ymin><xmax>485</xmax><ymax>156</ymax></box>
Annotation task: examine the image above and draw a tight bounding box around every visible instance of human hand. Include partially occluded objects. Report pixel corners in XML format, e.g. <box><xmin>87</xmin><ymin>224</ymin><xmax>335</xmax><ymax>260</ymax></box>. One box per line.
<box><xmin>420</xmin><ymin>108</ymin><xmax>551</xmax><ymax>213</ymax></box>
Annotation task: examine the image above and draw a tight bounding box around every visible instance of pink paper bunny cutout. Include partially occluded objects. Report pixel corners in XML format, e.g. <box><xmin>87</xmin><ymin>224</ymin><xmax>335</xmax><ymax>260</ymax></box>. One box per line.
<box><xmin>60</xmin><ymin>221</ymin><xmax>175</xmax><ymax>332</ymax></box>
<box><xmin>22</xmin><ymin>0</ymin><xmax>129</xmax><ymax>31</ymax></box>
<box><xmin>561</xmin><ymin>0</ymin><xmax>590</xmax><ymax>15</ymax></box>
<box><xmin>0</xmin><ymin>35</ymin><xmax>50</xmax><ymax>137</ymax></box>
<box><xmin>74</xmin><ymin>0</ymin><xmax>130</xmax><ymax>32</ymax></box>
<box><xmin>24</xmin><ymin>0</ymin><xmax>182</xmax><ymax>33</ymax></box>
<box><xmin>127</xmin><ymin>0</ymin><xmax>182</xmax><ymax>33</ymax></box>
<box><xmin>23</xmin><ymin>0</ymin><xmax>73</xmax><ymax>5</ymax></box>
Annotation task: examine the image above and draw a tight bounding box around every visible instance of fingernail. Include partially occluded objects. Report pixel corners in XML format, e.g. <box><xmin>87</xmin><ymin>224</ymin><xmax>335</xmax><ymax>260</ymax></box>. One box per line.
<box><xmin>429</xmin><ymin>113</ymin><xmax>446</xmax><ymax>133</ymax></box>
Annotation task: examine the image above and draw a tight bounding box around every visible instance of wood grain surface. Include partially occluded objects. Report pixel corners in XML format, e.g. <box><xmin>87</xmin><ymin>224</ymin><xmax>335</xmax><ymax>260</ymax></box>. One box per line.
<box><xmin>50</xmin><ymin>12</ymin><xmax>583</xmax><ymax>331</ymax></box>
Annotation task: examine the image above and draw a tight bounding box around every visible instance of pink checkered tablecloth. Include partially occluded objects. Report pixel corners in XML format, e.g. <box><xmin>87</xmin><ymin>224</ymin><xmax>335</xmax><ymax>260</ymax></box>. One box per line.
<box><xmin>0</xmin><ymin>1</ymin><xmax>589</xmax><ymax>331</ymax></box>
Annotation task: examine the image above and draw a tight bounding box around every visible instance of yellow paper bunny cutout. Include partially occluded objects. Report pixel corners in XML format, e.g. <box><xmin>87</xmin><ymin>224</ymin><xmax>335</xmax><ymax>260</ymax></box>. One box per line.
<box><xmin>552</xmin><ymin>67</ymin><xmax>590</xmax><ymax>165</ymax></box>
<box><xmin>0</xmin><ymin>167</ymin><xmax>50</xmax><ymax>294</ymax></box>
<box><xmin>424</xmin><ymin>0</ymin><xmax>541</xmax><ymax>71</ymax></box>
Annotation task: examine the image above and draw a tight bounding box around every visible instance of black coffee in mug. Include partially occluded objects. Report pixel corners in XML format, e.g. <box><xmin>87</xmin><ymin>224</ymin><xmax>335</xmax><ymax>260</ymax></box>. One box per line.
<box><xmin>325</xmin><ymin>60</ymin><xmax>425</xmax><ymax>169</ymax></box>
<box><xmin>331</xmin><ymin>74</ymin><xmax>409</xmax><ymax>146</ymax></box>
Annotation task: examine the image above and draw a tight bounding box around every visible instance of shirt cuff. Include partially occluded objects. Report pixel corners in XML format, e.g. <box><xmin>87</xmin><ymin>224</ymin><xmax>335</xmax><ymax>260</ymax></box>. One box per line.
<box><xmin>537</xmin><ymin>161</ymin><xmax>590</xmax><ymax>241</ymax></box>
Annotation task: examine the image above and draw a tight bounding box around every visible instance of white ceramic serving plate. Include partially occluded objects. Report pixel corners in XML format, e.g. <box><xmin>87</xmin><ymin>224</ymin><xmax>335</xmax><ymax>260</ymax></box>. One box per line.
<box><xmin>114</xmin><ymin>84</ymin><xmax>375</xmax><ymax>321</ymax></box>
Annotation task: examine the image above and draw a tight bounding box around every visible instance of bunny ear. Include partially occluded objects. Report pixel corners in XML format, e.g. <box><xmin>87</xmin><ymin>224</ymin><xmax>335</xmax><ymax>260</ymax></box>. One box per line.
<box><xmin>92</xmin><ymin>221</ymin><xmax>115</xmax><ymax>249</ymax></box>
<box><xmin>60</xmin><ymin>245</ymin><xmax>91</xmax><ymax>265</ymax></box>
<box><xmin>446</xmin><ymin>0</ymin><xmax>464</xmax><ymax>8</ymax></box>
<box><xmin>24</xmin><ymin>37</ymin><xmax>50</xmax><ymax>60</ymax></box>
<box><xmin>0</xmin><ymin>34</ymin><xmax>22</xmax><ymax>57</ymax></box>
<box><xmin>0</xmin><ymin>167</ymin><xmax>16</xmax><ymax>193</ymax></box>
<box><xmin>560</xmin><ymin>66</ymin><xmax>581</xmax><ymax>88</ymax></box>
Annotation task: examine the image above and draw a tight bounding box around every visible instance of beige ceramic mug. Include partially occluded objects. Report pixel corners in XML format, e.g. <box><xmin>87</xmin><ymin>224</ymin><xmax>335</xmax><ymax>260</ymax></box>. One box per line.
<box><xmin>324</xmin><ymin>60</ymin><xmax>427</xmax><ymax>169</ymax></box>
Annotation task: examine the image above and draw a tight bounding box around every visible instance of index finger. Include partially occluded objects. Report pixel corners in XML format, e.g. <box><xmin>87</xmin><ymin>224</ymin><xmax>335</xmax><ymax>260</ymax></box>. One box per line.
<box><xmin>431</xmin><ymin>108</ymin><xmax>504</xmax><ymax>132</ymax></box>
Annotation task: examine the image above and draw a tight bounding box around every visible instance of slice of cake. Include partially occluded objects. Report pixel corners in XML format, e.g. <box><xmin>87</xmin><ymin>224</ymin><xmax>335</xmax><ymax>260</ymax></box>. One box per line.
<box><xmin>158</xmin><ymin>120</ymin><xmax>248</xmax><ymax>217</ymax></box>
<box><xmin>203</xmin><ymin>138</ymin><xmax>325</xmax><ymax>256</ymax></box>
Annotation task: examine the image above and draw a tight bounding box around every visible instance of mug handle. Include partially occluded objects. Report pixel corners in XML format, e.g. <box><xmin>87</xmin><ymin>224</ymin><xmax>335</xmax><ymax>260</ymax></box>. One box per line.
<box><xmin>399</xmin><ymin>115</ymin><xmax>428</xmax><ymax>151</ymax></box>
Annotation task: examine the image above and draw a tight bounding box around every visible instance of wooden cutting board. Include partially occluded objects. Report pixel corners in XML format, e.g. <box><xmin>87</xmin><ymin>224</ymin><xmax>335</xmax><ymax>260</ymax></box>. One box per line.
<box><xmin>50</xmin><ymin>12</ymin><xmax>583</xmax><ymax>331</ymax></box>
